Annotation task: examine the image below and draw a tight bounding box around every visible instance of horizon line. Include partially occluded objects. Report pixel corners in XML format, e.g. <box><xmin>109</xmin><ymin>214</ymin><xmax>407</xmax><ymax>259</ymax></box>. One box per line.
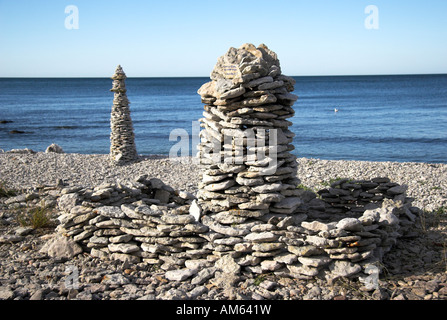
<box><xmin>1</xmin><ymin>72</ymin><xmax>447</xmax><ymax>79</ymax></box>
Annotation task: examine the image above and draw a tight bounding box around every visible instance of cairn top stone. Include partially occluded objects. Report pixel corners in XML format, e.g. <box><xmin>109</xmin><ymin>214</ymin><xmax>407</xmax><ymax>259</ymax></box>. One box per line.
<box><xmin>208</xmin><ymin>43</ymin><xmax>281</xmax><ymax>84</ymax></box>
<box><xmin>111</xmin><ymin>65</ymin><xmax>127</xmax><ymax>93</ymax></box>
<box><xmin>111</xmin><ymin>65</ymin><xmax>127</xmax><ymax>80</ymax></box>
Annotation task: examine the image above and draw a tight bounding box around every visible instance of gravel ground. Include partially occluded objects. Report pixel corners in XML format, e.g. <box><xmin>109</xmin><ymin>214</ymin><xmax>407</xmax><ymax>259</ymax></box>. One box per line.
<box><xmin>0</xmin><ymin>152</ymin><xmax>446</xmax><ymax>301</ymax></box>
<box><xmin>0</xmin><ymin>153</ymin><xmax>200</xmax><ymax>194</ymax></box>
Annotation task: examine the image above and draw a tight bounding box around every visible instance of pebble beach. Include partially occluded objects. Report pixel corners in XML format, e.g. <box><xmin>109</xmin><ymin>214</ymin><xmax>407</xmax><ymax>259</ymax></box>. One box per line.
<box><xmin>1</xmin><ymin>152</ymin><xmax>446</xmax><ymax>211</ymax></box>
<box><xmin>0</xmin><ymin>151</ymin><xmax>446</xmax><ymax>301</ymax></box>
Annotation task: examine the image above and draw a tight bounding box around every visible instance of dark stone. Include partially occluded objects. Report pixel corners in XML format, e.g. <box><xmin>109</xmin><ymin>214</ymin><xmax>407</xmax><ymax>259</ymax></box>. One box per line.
<box><xmin>361</xmin><ymin>182</ymin><xmax>379</xmax><ymax>189</ymax></box>
<box><xmin>371</xmin><ymin>177</ymin><xmax>390</xmax><ymax>183</ymax></box>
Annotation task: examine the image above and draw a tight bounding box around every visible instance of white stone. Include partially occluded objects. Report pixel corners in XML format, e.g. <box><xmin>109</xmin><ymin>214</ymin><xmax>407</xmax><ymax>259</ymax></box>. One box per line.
<box><xmin>111</xmin><ymin>253</ymin><xmax>140</xmax><ymax>264</ymax></box>
<box><xmin>96</xmin><ymin>206</ymin><xmax>126</xmax><ymax>219</ymax></box>
<box><xmin>201</xmin><ymin>216</ymin><xmax>250</xmax><ymax>237</ymax></box>
<box><xmin>108</xmin><ymin>243</ymin><xmax>139</xmax><ymax>254</ymax></box>
<box><xmin>244</xmin><ymin>232</ymin><xmax>278</xmax><ymax>243</ymax></box>
<box><xmin>178</xmin><ymin>191</ymin><xmax>195</xmax><ymax>200</ymax></box>
<box><xmin>45</xmin><ymin>143</ymin><xmax>64</xmax><ymax>153</ymax></box>
<box><xmin>252</xmin><ymin>183</ymin><xmax>283</xmax><ymax>193</ymax></box>
<box><xmin>214</xmin><ymin>237</ymin><xmax>243</xmax><ymax>245</ymax></box>
<box><xmin>109</xmin><ymin>234</ymin><xmax>133</xmax><ymax>243</ymax></box>
<box><xmin>0</xmin><ymin>288</ymin><xmax>14</xmax><ymax>300</ymax></box>
<box><xmin>0</xmin><ymin>234</ymin><xmax>24</xmax><ymax>243</ymax></box>
<box><xmin>301</xmin><ymin>221</ymin><xmax>334</xmax><ymax>232</ymax></box>
<box><xmin>234</xmin><ymin>243</ymin><xmax>253</xmax><ymax>252</ymax></box>
<box><xmin>215</xmin><ymin>255</ymin><xmax>241</xmax><ymax>274</ymax></box>
<box><xmin>274</xmin><ymin>253</ymin><xmax>297</xmax><ymax>264</ymax></box>
<box><xmin>189</xmin><ymin>199</ymin><xmax>202</xmax><ymax>222</ymax></box>
<box><xmin>287</xmin><ymin>264</ymin><xmax>320</xmax><ymax>276</ymax></box>
<box><xmin>298</xmin><ymin>255</ymin><xmax>332</xmax><ymax>267</ymax></box>
<box><xmin>336</xmin><ymin>218</ymin><xmax>363</xmax><ymax>232</ymax></box>
<box><xmin>184</xmin><ymin>259</ymin><xmax>210</xmax><ymax>269</ymax></box>
<box><xmin>260</xmin><ymin>260</ymin><xmax>282</xmax><ymax>271</ymax></box>
<box><xmin>161</xmin><ymin>214</ymin><xmax>195</xmax><ymax>225</ymax></box>
<box><xmin>39</xmin><ymin>234</ymin><xmax>83</xmax><ymax>260</ymax></box>
<box><xmin>329</xmin><ymin>260</ymin><xmax>362</xmax><ymax>277</ymax></box>
<box><xmin>57</xmin><ymin>193</ymin><xmax>80</xmax><ymax>212</ymax></box>
<box><xmin>378</xmin><ymin>207</ymin><xmax>400</xmax><ymax>226</ymax></box>
<box><xmin>165</xmin><ymin>268</ymin><xmax>198</xmax><ymax>281</ymax></box>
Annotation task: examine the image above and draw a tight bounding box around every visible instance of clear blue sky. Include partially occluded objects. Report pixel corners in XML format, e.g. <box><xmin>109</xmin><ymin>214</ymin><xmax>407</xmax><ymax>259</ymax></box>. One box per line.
<box><xmin>1</xmin><ymin>0</ymin><xmax>446</xmax><ymax>77</ymax></box>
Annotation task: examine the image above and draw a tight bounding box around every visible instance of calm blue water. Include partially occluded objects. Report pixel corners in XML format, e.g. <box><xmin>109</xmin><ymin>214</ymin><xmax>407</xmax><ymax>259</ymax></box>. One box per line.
<box><xmin>0</xmin><ymin>75</ymin><xmax>446</xmax><ymax>163</ymax></box>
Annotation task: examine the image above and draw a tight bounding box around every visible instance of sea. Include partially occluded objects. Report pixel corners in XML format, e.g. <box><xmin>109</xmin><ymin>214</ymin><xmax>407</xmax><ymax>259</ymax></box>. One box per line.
<box><xmin>0</xmin><ymin>74</ymin><xmax>446</xmax><ymax>164</ymax></box>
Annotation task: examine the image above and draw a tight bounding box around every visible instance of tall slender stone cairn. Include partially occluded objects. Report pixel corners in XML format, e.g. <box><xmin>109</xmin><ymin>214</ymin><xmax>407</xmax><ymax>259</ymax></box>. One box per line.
<box><xmin>109</xmin><ymin>65</ymin><xmax>138</xmax><ymax>165</ymax></box>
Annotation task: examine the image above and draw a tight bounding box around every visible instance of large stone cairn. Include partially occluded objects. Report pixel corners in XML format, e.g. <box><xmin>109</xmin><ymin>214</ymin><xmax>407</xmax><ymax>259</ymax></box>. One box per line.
<box><xmin>109</xmin><ymin>65</ymin><xmax>138</xmax><ymax>165</ymax></box>
<box><xmin>194</xmin><ymin>43</ymin><xmax>303</xmax><ymax>268</ymax></box>
<box><xmin>196</xmin><ymin>43</ymin><xmax>300</xmax><ymax>219</ymax></box>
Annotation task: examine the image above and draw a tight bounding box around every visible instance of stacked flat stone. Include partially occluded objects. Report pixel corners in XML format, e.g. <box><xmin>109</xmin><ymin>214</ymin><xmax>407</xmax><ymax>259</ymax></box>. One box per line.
<box><xmin>194</xmin><ymin>43</ymin><xmax>304</xmax><ymax>271</ymax></box>
<box><xmin>55</xmin><ymin>176</ymin><xmax>210</xmax><ymax>266</ymax></box>
<box><xmin>197</xmin><ymin>176</ymin><xmax>419</xmax><ymax>280</ymax></box>
<box><xmin>196</xmin><ymin>44</ymin><xmax>300</xmax><ymax>221</ymax></box>
<box><xmin>308</xmin><ymin>177</ymin><xmax>413</xmax><ymax>218</ymax></box>
<box><xmin>110</xmin><ymin>65</ymin><xmax>138</xmax><ymax>165</ymax></box>
<box><xmin>54</xmin><ymin>175</ymin><xmax>420</xmax><ymax>283</ymax></box>
<box><xmin>286</xmin><ymin>186</ymin><xmax>419</xmax><ymax>282</ymax></box>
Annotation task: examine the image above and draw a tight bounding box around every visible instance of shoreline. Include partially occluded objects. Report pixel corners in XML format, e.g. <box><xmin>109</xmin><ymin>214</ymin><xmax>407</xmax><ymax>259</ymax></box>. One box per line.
<box><xmin>3</xmin><ymin>148</ymin><xmax>447</xmax><ymax>165</ymax></box>
<box><xmin>0</xmin><ymin>152</ymin><xmax>445</xmax><ymax>212</ymax></box>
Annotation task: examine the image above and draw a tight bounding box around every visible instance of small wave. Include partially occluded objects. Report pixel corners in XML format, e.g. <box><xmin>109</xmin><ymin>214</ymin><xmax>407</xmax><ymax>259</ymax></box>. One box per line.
<box><xmin>132</xmin><ymin>119</ymin><xmax>188</xmax><ymax>124</ymax></box>
<box><xmin>54</xmin><ymin>125</ymin><xmax>79</xmax><ymax>130</ymax></box>
<box><xmin>8</xmin><ymin>129</ymin><xmax>33</xmax><ymax>134</ymax></box>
